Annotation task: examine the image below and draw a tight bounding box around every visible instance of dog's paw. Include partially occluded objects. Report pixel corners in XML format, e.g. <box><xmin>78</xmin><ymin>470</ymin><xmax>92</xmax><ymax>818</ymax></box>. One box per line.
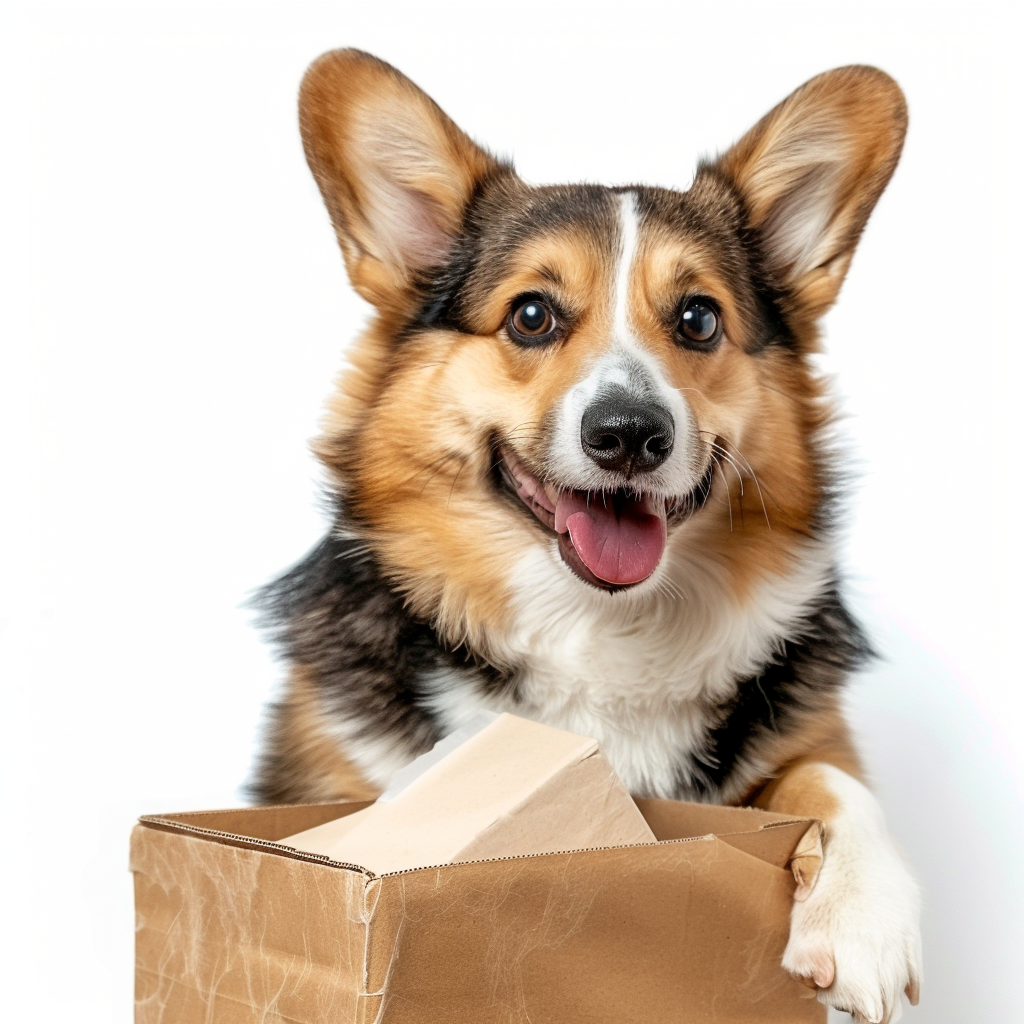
<box><xmin>783</xmin><ymin>806</ymin><xmax>922</xmax><ymax>1024</ymax></box>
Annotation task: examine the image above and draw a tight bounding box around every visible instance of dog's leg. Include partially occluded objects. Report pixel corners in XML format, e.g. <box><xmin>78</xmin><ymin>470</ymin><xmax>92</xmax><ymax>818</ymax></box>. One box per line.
<box><xmin>755</xmin><ymin>740</ymin><xmax>923</xmax><ymax>1024</ymax></box>
<box><xmin>251</xmin><ymin>667</ymin><xmax>382</xmax><ymax>805</ymax></box>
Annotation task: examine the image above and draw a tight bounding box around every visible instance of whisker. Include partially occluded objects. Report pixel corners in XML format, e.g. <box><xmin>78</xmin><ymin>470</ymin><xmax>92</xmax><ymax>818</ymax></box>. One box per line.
<box><xmin>390</xmin><ymin>450</ymin><xmax>466</xmax><ymax>499</ymax></box>
<box><xmin>446</xmin><ymin>460</ymin><xmax>468</xmax><ymax>508</ymax></box>
<box><xmin>713</xmin><ymin>461</ymin><xmax>734</xmax><ymax>532</ymax></box>
<box><xmin>501</xmin><ymin>422</ymin><xmax>547</xmax><ymax>451</ymax></box>
<box><xmin>655</xmin><ymin>572</ymin><xmax>684</xmax><ymax>602</ymax></box>
<box><xmin>698</xmin><ymin>429</ymin><xmax>773</xmax><ymax>530</ymax></box>
<box><xmin>708</xmin><ymin>442</ymin><xmax>744</xmax><ymax>498</ymax></box>
<box><xmin>720</xmin><ymin>439</ymin><xmax>772</xmax><ymax>531</ymax></box>
<box><xmin>701</xmin><ymin>438</ymin><xmax>743</xmax><ymax>532</ymax></box>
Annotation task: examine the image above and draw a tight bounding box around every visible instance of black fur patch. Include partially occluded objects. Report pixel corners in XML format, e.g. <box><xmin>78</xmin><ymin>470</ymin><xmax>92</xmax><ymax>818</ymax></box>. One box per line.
<box><xmin>684</xmin><ymin>586</ymin><xmax>873</xmax><ymax>800</ymax></box>
<box><xmin>250</xmin><ymin>523</ymin><xmax>502</xmax><ymax>802</ymax></box>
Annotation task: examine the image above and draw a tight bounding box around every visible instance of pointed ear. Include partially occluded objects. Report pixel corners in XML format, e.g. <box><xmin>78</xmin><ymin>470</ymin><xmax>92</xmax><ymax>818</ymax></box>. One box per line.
<box><xmin>715</xmin><ymin>66</ymin><xmax>907</xmax><ymax>316</ymax></box>
<box><xmin>299</xmin><ymin>50</ymin><xmax>506</xmax><ymax>312</ymax></box>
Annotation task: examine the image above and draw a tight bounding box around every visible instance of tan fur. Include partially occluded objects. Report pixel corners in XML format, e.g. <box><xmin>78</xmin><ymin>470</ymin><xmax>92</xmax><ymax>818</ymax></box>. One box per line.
<box><xmin>754</xmin><ymin>711</ymin><xmax>866</xmax><ymax>810</ymax></box>
<box><xmin>464</xmin><ymin>227</ymin><xmax>618</xmax><ymax>336</ymax></box>
<box><xmin>627</xmin><ymin>222</ymin><xmax>828</xmax><ymax>597</ymax></box>
<box><xmin>322</xmin><ymin>223</ymin><xmax>622</xmax><ymax>650</ymax></box>
<box><xmin>319</xmin><ymin>207</ymin><xmax>829</xmax><ymax>643</ymax></box>
<box><xmin>750</xmin><ymin>713</ymin><xmax>865</xmax><ymax>898</ymax></box>
<box><xmin>263</xmin><ymin>667</ymin><xmax>381</xmax><ymax>803</ymax></box>
<box><xmin>782</xmin><ymin>708</ymin><xmax>864</xmax><ymax>778</ymax></box>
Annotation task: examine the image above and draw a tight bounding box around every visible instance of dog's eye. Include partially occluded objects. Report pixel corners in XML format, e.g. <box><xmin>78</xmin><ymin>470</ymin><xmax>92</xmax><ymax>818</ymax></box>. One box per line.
<box><xmin>676</xmin><ymin>298</ymin><xmax>720</xmax><ymax>349</ymax></box>
<box><xmin>508</xmin><ymin>297</ymin><xmax>557</xmax><ymax>345</ymax></box>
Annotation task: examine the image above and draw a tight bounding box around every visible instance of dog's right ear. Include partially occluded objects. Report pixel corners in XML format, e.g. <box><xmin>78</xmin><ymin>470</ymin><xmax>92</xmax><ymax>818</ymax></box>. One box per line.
<box><xmin>299</xmin><ymin>50</ymin><xmax>505</xmax><ymax>313</ymax></box>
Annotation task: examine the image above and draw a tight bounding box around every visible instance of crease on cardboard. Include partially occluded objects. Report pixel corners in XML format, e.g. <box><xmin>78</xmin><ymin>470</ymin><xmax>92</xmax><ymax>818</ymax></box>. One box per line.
<box><xmin>361</xmin><ymin>878</ymin><xmax>387</xmax><ymax>997</ymax></box>
<box><xmin>714</xmin><ymin>819</ymin><xmax>817</xmax><ymax>871</ymax></box>
<box><xmin>787</xmin><ymin>819</ymin><xmax>825</xmax><ymax>899</ymax></box>
<box><xmin>136</xmin><ymin>965</ymin><xmax>321</xmax><ymax>1024</ymax></box>
<box><xmin>479</xmin><ymin>851</ymin><xmax>603</xmax><ymax>992</ymax></box>
<box><xmin>358</xmin><ymin>874</ymin><xmax>436</xmax><ymax>1024</ymax></box>
<box><xmin>131</xmin><ymin>825</ymin><xmax>369</xmax><ymax>1024</ymax></box>
<box><xmin>358</xmin><ymin>991</ymin><xmax>385</xmax><ymax>1024</ymax></box>
<box><xmin>360</xmin><ymin>877</ymin><xmax>410</xmax><ymax>1024</ymax></box>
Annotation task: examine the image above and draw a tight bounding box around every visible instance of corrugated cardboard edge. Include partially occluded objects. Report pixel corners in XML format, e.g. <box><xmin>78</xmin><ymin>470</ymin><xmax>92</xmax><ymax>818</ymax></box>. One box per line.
<box><xmin>137</xmin><ymin>814</ymin><xmax>373</xmax><ymax>874</ymax></box>
<box><xmin>136</xmin><ymin>806</ymin><xmax>820</xmax><ymax>880</ymax></box>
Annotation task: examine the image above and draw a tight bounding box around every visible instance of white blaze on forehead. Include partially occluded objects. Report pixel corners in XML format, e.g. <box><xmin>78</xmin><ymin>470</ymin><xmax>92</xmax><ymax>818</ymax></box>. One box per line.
<box><xmin>608</xmin><ymin>191</ymin><xmax>683</xmax><ymax>407</ymax></box>
<box><xmin>613</xmin><ymin>191</ymin><xmax>642</xmax><ymax>343</ymax></box>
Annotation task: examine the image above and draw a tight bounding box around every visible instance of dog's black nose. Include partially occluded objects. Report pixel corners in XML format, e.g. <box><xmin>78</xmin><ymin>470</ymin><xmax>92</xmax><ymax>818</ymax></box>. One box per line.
<box><xmin>581</xmin><ymin>393</ymin><xmax>674</xmax><ymax>473</ymax></box>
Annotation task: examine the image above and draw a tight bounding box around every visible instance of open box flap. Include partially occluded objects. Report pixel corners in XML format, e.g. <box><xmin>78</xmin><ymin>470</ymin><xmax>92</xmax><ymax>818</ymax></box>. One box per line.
<box><xmin>138</xmin><ymin>801</ymin><xmax>376</xmax><ymax>873</ymax></box>
<box><xmin>136</xmin><ymin>799</ymin><xmax>818</xmax><ymax>876</ymax></box>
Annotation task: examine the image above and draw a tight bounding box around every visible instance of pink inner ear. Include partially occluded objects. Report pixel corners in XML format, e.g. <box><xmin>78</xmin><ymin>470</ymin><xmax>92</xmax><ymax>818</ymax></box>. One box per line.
<box><xmin>364</xmin><ymin>178</ymin><xmax>452</xmax><ymax>271</ymax></box>
<box><xmin>761</xmin><ymin>160</ymin><xmax>846</xmax><ymax>279</ymax></box>
<box><xmin>398</xmin><ymin>187</ymin><xmax>452</xmax><ymax>267</ymax></box>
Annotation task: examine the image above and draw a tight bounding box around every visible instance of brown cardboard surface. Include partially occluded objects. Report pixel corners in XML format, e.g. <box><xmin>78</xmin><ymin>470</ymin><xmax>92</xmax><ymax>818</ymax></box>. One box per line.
<box><xmin>132</xmin><ymin>800</ymin><xmax>825</xmax><ymax>1023</ymax></box>
<box><xmin>278</xmin><ymin>714</ymin><xmax>655</xmax><ymax>872</ymax></box>
<box><xmin>635</xmin><ymin>797</ymin><xmax>800</xmax><ymax>840</ymax></box>
<box><xmin>131</xmin><ymin>825</ymin><xmax>368</xmax><ymax>1024</ymax></box>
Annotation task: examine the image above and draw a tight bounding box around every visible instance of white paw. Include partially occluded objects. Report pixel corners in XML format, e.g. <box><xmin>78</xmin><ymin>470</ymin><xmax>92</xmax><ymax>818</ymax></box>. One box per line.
<box><xmin>783</xmin><ymin>792</ymin><xmax>922</xmax><ymax>1023</ymax></box>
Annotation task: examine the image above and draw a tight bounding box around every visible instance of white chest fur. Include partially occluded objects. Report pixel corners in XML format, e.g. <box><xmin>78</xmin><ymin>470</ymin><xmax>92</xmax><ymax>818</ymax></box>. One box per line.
<box><xmin>426</xmin><ymin>537</ymin><xmax>835</xmax><ymax>798</ymax></box>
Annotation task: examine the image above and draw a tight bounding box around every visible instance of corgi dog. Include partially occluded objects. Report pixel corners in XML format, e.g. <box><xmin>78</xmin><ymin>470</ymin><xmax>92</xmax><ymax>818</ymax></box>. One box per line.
<box><xmin>254</xmin><ymin>50</ymin><xmax>921</xmax><ymax>1022</ymax></box>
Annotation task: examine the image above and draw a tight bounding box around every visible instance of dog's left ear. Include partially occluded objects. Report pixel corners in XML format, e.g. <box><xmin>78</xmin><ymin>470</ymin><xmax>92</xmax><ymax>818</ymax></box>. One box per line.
<box><xmin>715</xmin><ymin>66</ymin><xmax>907</xmax><ymax>317</ymax></box>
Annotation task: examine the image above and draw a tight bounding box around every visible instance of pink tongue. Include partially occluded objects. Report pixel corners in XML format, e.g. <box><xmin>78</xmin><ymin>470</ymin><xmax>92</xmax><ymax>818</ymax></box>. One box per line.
<box><xmin>554</xmin><ymin>491</ymin><xmax>667</xmax><ymax>585</ymax></box>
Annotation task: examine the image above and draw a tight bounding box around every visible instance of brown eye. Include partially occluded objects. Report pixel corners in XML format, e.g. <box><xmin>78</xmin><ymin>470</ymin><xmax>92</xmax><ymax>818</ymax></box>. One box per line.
<box><xmin>508</xmin><ymin>297</ymin><xmax>557</xmax><ymax>345</ymax></box>
<box><xmin>676</xmin><ymin>298</ymin><xmax>720</xmax><ymax>349</ymax></box>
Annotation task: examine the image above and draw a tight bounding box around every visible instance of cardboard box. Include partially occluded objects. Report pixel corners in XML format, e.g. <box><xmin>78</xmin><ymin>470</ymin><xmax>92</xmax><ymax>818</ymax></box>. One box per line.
<box><xmin>132</xmin><ymin>799</ymin><xmax>825</xmax><ymax>1023</ymax></box>
<box><xmin>278</xmin><ymin>713</ymin><xmax>656</xmax><ymax>871</ymax></box>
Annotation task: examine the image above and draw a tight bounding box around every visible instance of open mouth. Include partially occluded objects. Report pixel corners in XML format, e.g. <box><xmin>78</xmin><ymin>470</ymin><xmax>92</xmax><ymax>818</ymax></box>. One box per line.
<box><xmin>496</xmin><ymin>445</ymin><xmax>713</xmax><ymax>592</ymax></box>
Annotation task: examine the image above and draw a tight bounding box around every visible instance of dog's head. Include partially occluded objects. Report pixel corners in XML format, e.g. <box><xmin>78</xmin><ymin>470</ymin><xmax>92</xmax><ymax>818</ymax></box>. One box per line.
<box><xmin>299</xmin><ymin>51</ymin><xmax>905</xmax><ymax>645</ymax></box>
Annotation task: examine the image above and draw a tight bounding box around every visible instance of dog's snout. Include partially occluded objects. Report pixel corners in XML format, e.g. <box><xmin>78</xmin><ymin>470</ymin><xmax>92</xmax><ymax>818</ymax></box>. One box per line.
<box><xmin>581</xmin><ymin>393</ymin><xmax>674</xmax><ymax>473</ymax></box>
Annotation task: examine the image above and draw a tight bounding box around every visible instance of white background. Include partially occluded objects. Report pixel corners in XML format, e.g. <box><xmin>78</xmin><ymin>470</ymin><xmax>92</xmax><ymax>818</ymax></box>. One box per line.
<box><xmin>2</xmin><ymin>3</ymin><xmax>1021</xmax><ymax>1021</ymax></box>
